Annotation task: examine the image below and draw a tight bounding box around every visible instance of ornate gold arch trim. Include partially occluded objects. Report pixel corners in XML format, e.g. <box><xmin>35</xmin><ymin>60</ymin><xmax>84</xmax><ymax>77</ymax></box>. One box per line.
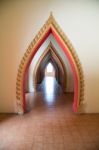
<box><xmin>16</xmin><ymin>13</ymin><xmax>84</xmax><ymax>114</ymax></box>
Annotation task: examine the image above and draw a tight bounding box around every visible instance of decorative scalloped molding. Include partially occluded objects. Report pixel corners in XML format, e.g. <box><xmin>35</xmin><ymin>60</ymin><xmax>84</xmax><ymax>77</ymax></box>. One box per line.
<box><xmin>16</xmin><ymin>13</ymin><xmax>84</xmax><ymax>114</ymax></box>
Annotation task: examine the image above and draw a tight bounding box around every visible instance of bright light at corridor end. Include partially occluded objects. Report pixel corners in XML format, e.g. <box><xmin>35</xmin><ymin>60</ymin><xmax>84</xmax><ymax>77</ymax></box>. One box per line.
<box><xmin>46</xmin><ymin>63</ymin><xmax>54</xmax><ymax>73</ymax></box>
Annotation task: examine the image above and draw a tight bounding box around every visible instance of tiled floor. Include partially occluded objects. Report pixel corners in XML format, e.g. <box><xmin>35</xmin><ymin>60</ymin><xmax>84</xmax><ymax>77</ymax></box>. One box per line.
<box><xmin>0</xmin><ymin>77</ymin><xmax>99</xmax><ymax>150</ymax></box>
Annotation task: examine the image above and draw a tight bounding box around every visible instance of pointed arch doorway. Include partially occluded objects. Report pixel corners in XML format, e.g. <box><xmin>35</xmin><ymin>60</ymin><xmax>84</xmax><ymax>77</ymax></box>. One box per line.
<box><xmin>45</xmin><ymin>62</ymin><xmax>55</xmax><ymax>77</ymax></box>
<box><xmin>33</xmin><ymin>42</ymin><xmax>67</xmax><ymax>93</ymax></box>
<box><xmin>16</xmin><ymin>13</ymin><xmax>84</xmax><ymax>114</ymax></box>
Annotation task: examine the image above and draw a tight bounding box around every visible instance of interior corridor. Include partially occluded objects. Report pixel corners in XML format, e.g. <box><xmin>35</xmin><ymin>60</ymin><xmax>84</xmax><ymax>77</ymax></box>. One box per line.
<box><xmin>0</xmin><ymin>77</ymin><xmax>99</xmax><ymax>150</ymax></box>
<box><xmin>26</xmin><ymin>76</ymin><xmax>67</xmax><ymax>112</ymax></box>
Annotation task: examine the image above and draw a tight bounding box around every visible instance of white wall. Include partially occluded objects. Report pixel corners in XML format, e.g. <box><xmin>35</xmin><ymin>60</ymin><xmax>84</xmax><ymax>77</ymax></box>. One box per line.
<box><xmin>28</xmin><ymin>34</ymin><xmax>74</xmax><ymax>93</ymax></box>
<box><xmin>0</xmin><ymin>0</ymin><xmax>99</xmax><ymax>113</ymax></box>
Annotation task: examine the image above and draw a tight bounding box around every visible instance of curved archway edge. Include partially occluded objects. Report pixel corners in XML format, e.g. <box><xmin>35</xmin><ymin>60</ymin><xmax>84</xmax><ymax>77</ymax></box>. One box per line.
<box><xmin>16</xmin><ymin>13</ymin><xmax>84</xmax><ymax>114</ymax></box>
<box><xmin>33</xmin><ymin>42</ymin><xmax>67</xmax><ymax>92</ymax></box>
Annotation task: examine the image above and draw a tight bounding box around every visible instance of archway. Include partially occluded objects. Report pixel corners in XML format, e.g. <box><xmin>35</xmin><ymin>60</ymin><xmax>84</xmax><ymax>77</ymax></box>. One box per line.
<box><xmin>16</xmin><ymin>13</ymin><xmax>84</xmax><ymax>114</ymax></box>
<box><xmin>33</xmin><ymin>42</ymin><xmax>67</xmax><ymax>92</ymax></box>
<box><xmin>45</xmin><ymin>62</ymin><xmax>55</xmax><ymax>76</ymax></box>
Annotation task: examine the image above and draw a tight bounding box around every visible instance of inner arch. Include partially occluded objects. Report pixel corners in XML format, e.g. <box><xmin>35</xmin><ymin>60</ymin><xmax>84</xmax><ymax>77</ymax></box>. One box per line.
<box><xmin>31</xmin><ymin>42</ymin><xmax>67</xmax><ymax>93</ymax></box>
<box><xmin>46</xmin><ymin>62</ymin><xmax>54</xmax><ymax>73</ymax></box>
